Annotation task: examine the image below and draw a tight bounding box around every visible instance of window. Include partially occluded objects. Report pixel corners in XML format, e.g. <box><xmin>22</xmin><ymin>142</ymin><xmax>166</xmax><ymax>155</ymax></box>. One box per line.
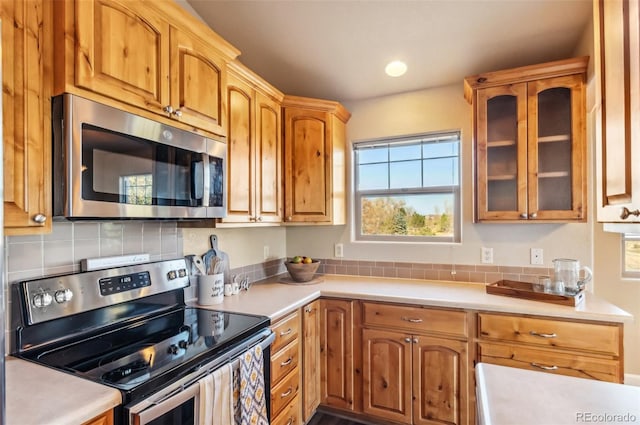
<box><xmin>120</xmin><ymin>174</ymin><xmax>153</xmax><ymax>205</ymax></box>
<box><xmin>623</xmin><ymin>233</ymin><xmax>640</xmax><ymax>278</ymax></box>
<box><xmin>353</xmin><ymin>131</ymin><xmax>461</xmax><ymax>242</ymax></box>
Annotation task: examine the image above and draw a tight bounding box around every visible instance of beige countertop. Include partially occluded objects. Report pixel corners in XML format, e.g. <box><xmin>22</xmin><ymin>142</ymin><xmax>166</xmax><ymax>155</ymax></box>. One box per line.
<box><xmin>5</xmin><ymin>273</ymin><xmax>631</xmax><ymax>425</ymax></box>
<box><xmin>190</xmin><ymin>274</ymin><xmax>633</xmax><ymax>323</ymax></box>
<box><xmin>476</xmin><ymin>363</ymin><xmax>640</xmax><ymax>425</ymax></box>
<box><xmin>5</xmin><ymin>356</ymin><xmax>122</xmax><ymax>425</ymax></box>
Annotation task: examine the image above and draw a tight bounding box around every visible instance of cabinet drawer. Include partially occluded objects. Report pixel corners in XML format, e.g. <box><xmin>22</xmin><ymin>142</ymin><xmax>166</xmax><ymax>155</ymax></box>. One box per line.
<box><xmin>362</xmin><ymin>302</ymin><xmax>467</xmax><ymax>337</ymax></box>
<box><xmin>271</xmin><ymin>311</ymin><xmax>300</xmax><ymax>353</ymax></box>
<box><xmin>271</xmin><ymin>368</ymin><xmax>300</xmax><ymax>418</ymax></box>
<box><xmin>271</xmin><ymin>340</ymin><xmax>299</xmax><ymax>384</ymax></box>
<box><xmin>478</xmin><ymin>313</ymin><xmax>620</xmax><ymax>356</ymax></box>
<box><xmin>477</xmin><ymin>342</ymin><xmax>622</xmax><ymax>383</ymax></box>
<box><xmin>272</xmin><ymin>394</ymin><xmax>301</xmax><ymax>425</ymax></box>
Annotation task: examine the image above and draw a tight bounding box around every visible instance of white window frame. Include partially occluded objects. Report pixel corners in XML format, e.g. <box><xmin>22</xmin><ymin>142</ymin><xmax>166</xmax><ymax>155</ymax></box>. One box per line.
<box><xmin>353</xmin><ymin>131</ymin><xmax>461</xmax><ymax>243</ymax></box>
<box><xmin>622</xmin><ymin>233</ymin><xmax>640</xmax><ymax>279</ymax></box>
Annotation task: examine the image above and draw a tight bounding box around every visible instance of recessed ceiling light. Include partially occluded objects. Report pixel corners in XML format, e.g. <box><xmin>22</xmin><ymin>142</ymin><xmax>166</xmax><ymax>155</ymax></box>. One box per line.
<box><xmin>385</xmin><ymin>60</ymin><xmax>407</xmax><ymax>77</ymax></box>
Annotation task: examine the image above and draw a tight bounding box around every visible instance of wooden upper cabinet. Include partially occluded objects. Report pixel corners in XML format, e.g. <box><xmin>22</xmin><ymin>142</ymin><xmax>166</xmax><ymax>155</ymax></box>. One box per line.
<box><xmin>2</xmin><ymin>0</ymin><xmax>53</xmax><ymax>234</ymax></box>
<box><xmin>74</xmin><ymin>0</ymin><xmax>170</xmax><ymax>112</ymax></box>
<box><xmin>465</xmin><ymin>57</ymin><xmax>588</xmax><ymax>223</ymax></box>
<box><xmin>55</xmin><ymin>0</ymin><xmax>240</xmax><ymax>137</ymax></box>
<box><xmin>283</xmin><ymin>96</ymin><xmax>350</xmax><ymax>224</ymax></box>
<box><xmin>222</xmin><ymin>63</ymin><xmax>282</xmax><ymax>225</ymax></box>
<box><xmin>595</xmin><ymin>0</ymin><xmax>640</xmax><ymax>223</ymax></box>
<box><xmin>169</xmin><ymin>27</ymin><xmax>226</xmax><ymax>135</ymax></box>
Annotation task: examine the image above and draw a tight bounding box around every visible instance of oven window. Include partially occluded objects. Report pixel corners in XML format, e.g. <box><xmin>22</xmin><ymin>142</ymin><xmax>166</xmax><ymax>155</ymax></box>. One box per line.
<box><xmin>147</xmin><ymin>398</ymin><xmax>195</xmax><ymax>425</ymax></box>
<box><xmin>81</xmin><ymin>124</ymin><xmax>204</xmax><ymax>207</ymax></box>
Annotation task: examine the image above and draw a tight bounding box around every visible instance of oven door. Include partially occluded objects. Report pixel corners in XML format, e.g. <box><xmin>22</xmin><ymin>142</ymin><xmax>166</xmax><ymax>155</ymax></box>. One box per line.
<box><xmin>129</xmin><ymin>382</ymin><xmax>200</xmax><ymax>425</ymax></box>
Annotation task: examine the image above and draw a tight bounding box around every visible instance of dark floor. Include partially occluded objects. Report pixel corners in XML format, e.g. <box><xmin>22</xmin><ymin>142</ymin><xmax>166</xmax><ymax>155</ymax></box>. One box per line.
<box><xmin>307</xmin><ymin>412</ymin><xmax>372</xmax><ymax>425</ymax></box>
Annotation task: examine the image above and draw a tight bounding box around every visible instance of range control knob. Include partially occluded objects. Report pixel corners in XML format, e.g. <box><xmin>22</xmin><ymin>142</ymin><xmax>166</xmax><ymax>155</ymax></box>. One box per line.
<box><xmin>54</xmin><ymin>289</ymin><xmax>74</xmax><ymax>304</ymax></box>
<box><xmin>178</xmin><ymin>340</ymin><xmax>189</xmax><ymax>349</ymax></box>
<box><xmin>33</xmin><ymin>293</ymin><xmax>53</xmax><ymax>308</ymax></box>
<box><xmin>167</xmin><ymin>344</ymin><xmax>179</xmax><ymax>355</ymax></box>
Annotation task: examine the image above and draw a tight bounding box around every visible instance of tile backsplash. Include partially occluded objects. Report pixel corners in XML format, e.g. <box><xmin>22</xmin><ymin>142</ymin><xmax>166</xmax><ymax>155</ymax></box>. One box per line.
<box><xmin>4</xmin><ymin>221</ymin><xmax>183</xmax><ymax>352</ymax></box>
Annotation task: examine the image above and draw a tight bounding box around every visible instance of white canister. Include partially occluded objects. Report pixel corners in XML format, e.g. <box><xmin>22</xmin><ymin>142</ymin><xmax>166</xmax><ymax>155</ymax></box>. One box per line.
<box><xmin>198</xmin><ymin>273</ymin><xmax>224</xmax><ymax>305</ymax></box>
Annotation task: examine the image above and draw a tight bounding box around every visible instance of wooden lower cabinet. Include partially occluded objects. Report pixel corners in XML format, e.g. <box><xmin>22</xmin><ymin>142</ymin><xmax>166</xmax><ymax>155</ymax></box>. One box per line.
<box><xmin>361</xmin><ymin>328</ymin><xmax>468</xmax><ymax>425</ymax></box>
<box><xmin>270</xmin><ymin>311</ymin><xmax>302</xmax><ymax>421</ymax></box>
<box><xmin>319</xmin><ymin>299</ymin><xmax>355</xmax><ymax>412</ymax></box>
<box><xmin>302</xmin><ymin>301</ymin><xmax>321</xmax><ymax>421</ymax></box>
<box><xmin>81</xmin><ymin>410</ymin><xmax>113</xmax><ymax>425</ymax></box>
<box><xmin>272</xmin><ymin>394</ymin><xmax>302</xmax><ymax>425</ymax></box>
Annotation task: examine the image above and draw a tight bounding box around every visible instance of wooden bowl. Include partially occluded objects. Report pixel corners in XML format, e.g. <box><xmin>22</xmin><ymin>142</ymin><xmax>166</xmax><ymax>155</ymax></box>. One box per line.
<box><xmin>284</xmin><ymin>260</ymin><xmax>321</xmax><ymax>282</ymax></box>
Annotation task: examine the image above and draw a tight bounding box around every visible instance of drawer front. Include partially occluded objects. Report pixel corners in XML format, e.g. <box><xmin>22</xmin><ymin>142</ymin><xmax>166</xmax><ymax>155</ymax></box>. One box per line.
<box><xmin>272</xmin><ymin>394</ymin><xmax>301</xmax><ymax>425</ymax></box>
<box><xmin>271</xmin><ymin>368</ymin><xmax>300</xmax><ymax>418</ymax></box>
<box><xmin>271</xmin><ymin>311</ymin><xmax>300</xmax><ymax>353</ymax></box>
<box><xmin>271</xmin><ymin>340</ymin><xmax>300</xmax><ymax>384</ymax></box>
<box><xmin>478</xmin><ymin>313</ymin><xmax>620</xmax><ymax>356</ymax></box>
<box><xmin>362</xmin><ymin>302</ymin><xmax>467</xmax><ymax>337</ymax></box>
<box><xmin>477</xmin><ymin>342</ymin><xmax>622</xmax><ymax>383</ymax></box>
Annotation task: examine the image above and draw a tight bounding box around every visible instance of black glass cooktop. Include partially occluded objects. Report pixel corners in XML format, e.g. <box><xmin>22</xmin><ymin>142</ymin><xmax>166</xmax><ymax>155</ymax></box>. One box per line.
<box><xmin>20</xmin><ymin>307</ymin><xmax>269</xmax><ymax>391</ymax></box>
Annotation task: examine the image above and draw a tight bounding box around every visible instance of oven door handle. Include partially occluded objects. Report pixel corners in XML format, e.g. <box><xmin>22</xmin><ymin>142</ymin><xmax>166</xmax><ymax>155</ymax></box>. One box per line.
<box><xmin>130</xmin><ymin>381</ymin><xmax>200</xmax><ymax>424</ymax></box>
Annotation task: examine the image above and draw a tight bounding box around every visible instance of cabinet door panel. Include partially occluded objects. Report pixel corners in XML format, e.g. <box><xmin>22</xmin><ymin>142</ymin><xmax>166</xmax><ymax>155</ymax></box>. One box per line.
<box><xmin>284</xmin><ymin>108</ymin><xmax>331</xmax><ymax>222</ymax></box>
<box><xmin>302</xmin><ymin>301</ymin><xmax>321</xmax><ymax>421</ymax></box>
<box><xmin>170</xmin><ymin>28</ymin><xmax>226</xmax><ymax>136</ymax></box>
<box><xmin>2</xmin><ymin>0</ymin><xmax>52</xmax><ymax>234</ymax></box>
<box><xmin>255</xmin><ymin>91</ymin><xmax>282</xmax><ymax>222</ymax></box>
<box><xmin>362</xmin><ymin>328</ymin><xmax>412</xmax><ymax>424</ymax></box>
<box><xmin>413</xmin><ymin>337</ymin><xmax>468</xmax><ymax>425</ymax></box>
<box><xmin>596</xmin><ymin>0</ymin><xmax>640</xmax><ymax>222</ymax></box>
<box><xmin>320</xmin><ymin>299</ymin><xmax>353</xmax><ymax>410</ymax></box>
<box><xmin>476</xmin><ymin>84</ymin><xmax>528</xmax><ymax>220</ymax></box>
<box><xmin>226</xmin><ymin>75</ymin><xmax>254</xmax><ymax>220</ymax></box>
<box><xmin>75</xmin><ymin>0</ymin><xmax>169</xmax><ymax>110</ymax></box>
<box><xmin>528</xmin><ymin>75</ymin><xmax>585</xmax><ymax>220</ymax></box>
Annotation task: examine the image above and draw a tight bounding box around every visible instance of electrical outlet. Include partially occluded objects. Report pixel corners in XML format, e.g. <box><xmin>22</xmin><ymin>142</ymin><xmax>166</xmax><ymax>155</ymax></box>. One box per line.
<box><xmin>530</xmin><ymin>248</ymin><xmax>543</xmax><ymax>265</ymax></box>
<box><xmin>263</xmin><ymin>245</ymin><xmax>269</xmax><ymax>260</ymax></box>
<box><xmin>334</xmin><ymin>243</ymin><xmax>344</xmax><ymax>258</ymax></box>
<box><xmin>481</xmin><ymin>247</ymin><xmax>493</xmax><ymax>264</ymax></box>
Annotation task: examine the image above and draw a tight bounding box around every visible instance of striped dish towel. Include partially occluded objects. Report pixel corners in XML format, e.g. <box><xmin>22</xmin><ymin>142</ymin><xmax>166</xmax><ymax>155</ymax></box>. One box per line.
<box><xmin>237</xmin><ymin>344</ymin><xmax>269</xmax><ymax>425</ymax></box>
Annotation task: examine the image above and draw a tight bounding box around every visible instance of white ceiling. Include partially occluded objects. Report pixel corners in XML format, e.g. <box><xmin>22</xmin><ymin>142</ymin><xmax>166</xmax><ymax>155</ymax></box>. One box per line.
<box><xmin>185</xmin><ymin>0</ymin><xmax>592</xmax><ymax>102</ymax></box>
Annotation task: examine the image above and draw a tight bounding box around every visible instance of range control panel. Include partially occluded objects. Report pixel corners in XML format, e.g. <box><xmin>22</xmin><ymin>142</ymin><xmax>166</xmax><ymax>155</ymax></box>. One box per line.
<box><xmin>21</xmin><ymin>258</ymin><xmax>190</xmax><ymax>325</ymax></box>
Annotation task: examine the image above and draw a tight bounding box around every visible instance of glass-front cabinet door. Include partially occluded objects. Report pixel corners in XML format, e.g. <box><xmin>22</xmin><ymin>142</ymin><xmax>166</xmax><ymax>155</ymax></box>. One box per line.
<box><xmin>474</xmin><ymin>73</ymin><xmax>585</xmax><ymax>222</ymax></box>
<box><xmin>528</xmin><ymin>75</ymin><xmax>585</xmax><ymax>220</ymax></box>
<box><xmin>476</xmin><ymin>84</ymin><xmax>528</xmax><ymax>220</ymax></box>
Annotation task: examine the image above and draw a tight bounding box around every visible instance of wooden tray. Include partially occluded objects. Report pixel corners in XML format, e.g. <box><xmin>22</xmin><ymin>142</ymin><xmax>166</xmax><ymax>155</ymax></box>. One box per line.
<box><xmin>486</xmin><ymin>280</ymin><xmax>585</xmax><ymax>306</ymax></box>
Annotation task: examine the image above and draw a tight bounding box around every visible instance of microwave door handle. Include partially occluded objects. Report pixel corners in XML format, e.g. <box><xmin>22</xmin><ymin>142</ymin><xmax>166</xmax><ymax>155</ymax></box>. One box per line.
<box><xmin>202</xmin><ymin>154</ymin><xmax>210</xmax><ymax>208</ymax></box>
<box><xmin>191</xmin><ymin>159</ymin><xmax>204</xmax><ymax>203</ymax></box>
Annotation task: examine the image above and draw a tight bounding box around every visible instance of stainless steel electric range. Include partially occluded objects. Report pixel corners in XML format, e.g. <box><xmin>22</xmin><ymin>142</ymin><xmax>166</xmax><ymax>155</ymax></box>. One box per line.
<box><xmin>12</xmin><ymin>258</ymin><xmax>274</xmax><ymax>425</ymax></box>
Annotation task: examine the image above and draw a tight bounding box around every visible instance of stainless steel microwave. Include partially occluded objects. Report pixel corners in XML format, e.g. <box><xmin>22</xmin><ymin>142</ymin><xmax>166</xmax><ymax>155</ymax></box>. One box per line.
<box><xmin>52</xmin><ymin>94</ymin><xmax>226</xmax><ymax>219</ymax></box>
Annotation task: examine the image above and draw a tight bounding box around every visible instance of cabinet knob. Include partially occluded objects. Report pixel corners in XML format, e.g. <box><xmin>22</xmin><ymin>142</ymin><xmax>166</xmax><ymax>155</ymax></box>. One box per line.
<box><xmin>620</xmin><ymin>207</ymin><xmax>640</xmax><ymax>220</ymax></box>
<box><xmin>287</xmin><ymin>216</ymin><xmax>292</xmax><ymax>221</ymax></box>
<box><xmin>529</xmin><ymin>212</ymin><xmax>538</xmax><ymax>219</ymax></box>
<box><xmin>404</xmin><ymin>337</ymin><xmax>412</xmax><ymax>343</ymax></box>
<box><xmin>172</xmin><ymin>109</ymin><xmax>183</xmax><ymax>118</ymax></box>
<box><xmin>520</xmin><ymin>213</ymin><xmax>527</xmax><ymax>219</ymax></box>
<box><xmin>257</xmin><ymin>216</ymin><xmax>263</xmax><ymax>222</ymax></box>
<box><xmin>33</xmin><ymin>214</ymin><xmax>47</xmax><ymax>224</ymax></box>
<box><xmin>163</xmin><ymin>105</ymin><xmax>174</xmax><ymax>115</ymax></box>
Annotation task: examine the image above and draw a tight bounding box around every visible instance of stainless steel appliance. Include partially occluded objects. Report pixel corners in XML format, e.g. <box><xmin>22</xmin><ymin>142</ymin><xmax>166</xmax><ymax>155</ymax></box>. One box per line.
<box><xmin>12</xmin><ymin>258</ymin><xmax>273</xmax><ymax>425</ymax></box>
<box><xmin>52</xmin><ymin>94</ymin><xmax>227</xmax><ymax>219</ymax></box>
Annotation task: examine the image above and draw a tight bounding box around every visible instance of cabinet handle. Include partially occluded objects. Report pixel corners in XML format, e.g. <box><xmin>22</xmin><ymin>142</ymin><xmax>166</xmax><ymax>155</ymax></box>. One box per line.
<box><xmin>620</xmin><ymin>207</ymin><xmax>640</xmax><ymax>220</ymax></box>
<box><xmin>520</xmin><ymin>213</ymin><xmax>527</xmax><ymax>219</ymax></box>
<box><xmin>404</xmin><ymin>337</ymin><xmax>412</xmax><ymax>343</ymax></box>
<box><xmin>530</xmin><ymin>362</ymin><xmax>558</xmax><ymax>371</ymax></box>
<box><xmin>304</xmin><ymin>307</ymin><xmax>312</xmax><ymax>313</ymax></box>
<box><xmin>529</xmin><ymin>331</ymin><xmax>557</xmax><ymax>338</ymax></box>
<box><xmin>279</xmin><ymin>328</ymin><xmax>292</xmax><ymax>336</ymax></box>
<box><xmin>257</xmin><ymin>216</ymin><xmax>263</xmax><ymax>222</ymax></box>
<box><xmin>286</xmin><ymin>418</ymin><xmax>293</xmax><ymax>425</ymax></box>
<box><xmin>413</xmin><ymin>338</ymin><xmax>418</xmax><ymax>343</ymax></box>
<box><xmin>280</xmin><ymin>357</ymin><xmax>293</xmax><ymax>367</ymax></box>
<box><xmin>281</xmin><ymin>387</ymin><xmax>293</xmax><ymax>398</ymax></box>
<box><xmin>163</xmin><ymin>105</ymin><xmax>174</xmax><ymax>115</ymax></box>
<box><xmin>33</xmin><ymin>214</ymin><xmax>47</xmax><ymax>224</ymax></box>
<box><xmin>287</xmin><ymin>216</ymin><xmax>293</xmax><ymax>221</ymax></box>
<box><xmin>529</xmin><ymin>212</ymin><xmax>537</xmax><ymax>219</ymax></box>
<box><xmin>249</xmin><ymin>217</ymin><xmax>257</xmax><ymax>222</ymax></box>
<box><xmin>402</xmin><ymin>317</ymin><xmax>423</xmax><ymax>323</ymax></box>
<box><xmin>172</xmin><ymin>109</ymin><xmax>183</xmax><ymax>118</ymax></box>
